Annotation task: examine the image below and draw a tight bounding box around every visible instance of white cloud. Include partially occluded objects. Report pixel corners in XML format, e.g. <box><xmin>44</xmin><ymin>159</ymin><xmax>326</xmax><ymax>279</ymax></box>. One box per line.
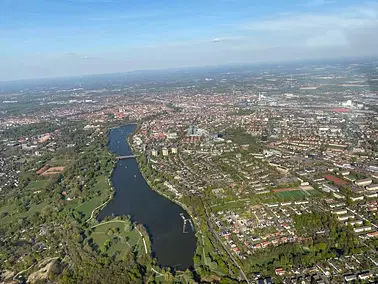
<box><xmin>359</xmin><ymin>8</ymin><xmax>377</xmax><ymax>18</ymax></box>
<box><xmin>237</xmin><ymin>2</ymin><xmax>378</xmax><ymax>53</ymax></box>
<box><xmin>2</xmin><ymin>2</ymin><xmax>378</xmax><ymax>81</ymax></box>
<box><xmin>306</xmin><ymin>30</ymin><xmax>348</xmax><ymax>47</ymax></box>
<box><xmin>62</xmin><ymin>52</ymin><xmax>97</xmax><ymax>60</ymax></box>
<box><xmin>212</xmin><ymin>36</ymin><xmax>244</xmax><ymax>43</ymax></box>
<box><xmin>242</xmin><ymin>2</ymin><xmax>378</xmax><ymax>32</ymax></box>
<box><xmin>244</xmin><ymin>14</ymin><xmax>378</xmax><ymax>32</ymax></box>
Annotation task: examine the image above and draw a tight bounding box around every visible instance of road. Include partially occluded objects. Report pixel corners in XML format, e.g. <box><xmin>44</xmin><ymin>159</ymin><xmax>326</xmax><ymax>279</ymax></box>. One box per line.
<box><xmin>135</xmin><ymin>227</ymin><xmax>148</xmax><ymax>254</ymax></box>
<box><xmin>85</xmin><ymin>194</ymin><xmax>113</xmax><ymax>223</ymax></box>
<box><xmin>203</xmin><ymin>201</ymin><xmax>250</xmax><ymax>284</ymax></box>
<box><xmin>151</xmin><ymin>267</ymin><xmax>164</xmax><ymax>277</ymax></box>
<box><xmin>90</xmin><ymin>220</ymin><xmax>126</xmax><ymax>229</ymax></box>
<box><xmin>346</xmin><ymin>207</ymin><xmax>378</xmax><ymax>230</ymax></box>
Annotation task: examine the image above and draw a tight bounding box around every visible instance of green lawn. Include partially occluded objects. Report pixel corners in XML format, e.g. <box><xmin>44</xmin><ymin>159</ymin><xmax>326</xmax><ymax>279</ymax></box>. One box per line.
<box><xmin>49</xmin><ymin>157</ymin><xmax>71</xmax><ymax>167</ymax></box>
<box><xmin>308</xmin><ymin>190</ymin><xmax>322</xmax><ymax>196</ymax></box>
<box><xmin>75</xmin><ymin>177</ymin><xmax>110</xmax><ymax>219</ymax></box>
<box><xmin>276</xmin><ymin>189</ymin><xmax>322</xmax><ymax>200</ymax></box>
<box><xmin>93</xmin><ymin>176</ymin><xmax>108</xmax><ymax>191</ymax></box>
<box><xmin>277</xmin><ymin>190</ymin><xmax>307</xmax><ymax>199</ymax></box>
<box><xmin>0</xmin><ymin>204</ymin><xmax>16</xmax><ymax>215</ymax></box>
<box><xmin>25</xmin><ymin>180</ymin><xmax>48</xmax><ymax>192</ymax></box>
<box><xmin>225</xmin><ymin>127</ymin><xmax>261</xmax><ymax>152</ymax></box>
<box><xmin>91</xmin><ymin>221</ymin><xmax>144</xmax><ymax>260</ymax></box>
<box><xmin>1</xmin><ymin>202</ymin><xmax>49</xmax><ymax>224</ymax></box>
<box><xmin>76</xmin><ymin>196</ymin><xmax>104</xmax><ymax>219</ymax></box>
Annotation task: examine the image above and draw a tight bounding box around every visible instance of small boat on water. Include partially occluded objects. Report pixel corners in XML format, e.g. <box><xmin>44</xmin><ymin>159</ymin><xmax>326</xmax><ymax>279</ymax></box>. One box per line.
<box><xmin>134</xmin><ymin>175</ymin><xmax>136</xmax><ymax>178</ymax></box>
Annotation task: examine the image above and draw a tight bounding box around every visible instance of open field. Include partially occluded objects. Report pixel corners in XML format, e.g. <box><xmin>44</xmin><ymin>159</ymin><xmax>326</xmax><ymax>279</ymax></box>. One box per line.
<box><xmin>75</xmin><ymin>177</ymin><xmax>110</xmax><ymax>219</ymax></box>
<box><xmin>76</xmin><ymin>196</ymin><xmax>104</xmax><ymax>219</ymax></box>
<box><xmin>49</xmin><ymin>157</ymin><xmax>71</xmax><ymax>167</ymax></box>
<box><xmin>93</xmin><ymin>176</ymin><xmax>109</xmax><ymax>191</ymax></box>
<box><xmin>91</xmin><ymin>221</ymin><xmax>145</xmax><ymax>260</ymax></box>
<box><xmin>256</xmin><ymin>189</ymin><xmax>323</xmax><ymax>203</ymax></box>
<box><xmin>1</xmin><ymin>202</ymin><xmax>49</xmax><ymax>224</ymax></box>
<box><xmin>25</xmin><ymin>180</ymin><xmax>48</xmax><ymax>192</ymax></box>
<box><xmin>0</xmin><ymin>204</ymin><xmax>16</xmax><ymax>215</ymax></box>
<box><xmin>277</xmin><ymin>190</ymin><xmax>308</xmax><ymax>199</ymax></box>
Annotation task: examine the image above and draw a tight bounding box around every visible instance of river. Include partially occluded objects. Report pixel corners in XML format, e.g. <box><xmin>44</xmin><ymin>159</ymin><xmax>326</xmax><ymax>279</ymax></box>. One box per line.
<box><xmin>97</xmin><ymin>124</ymin><xmax>196</xmax><ymax>271</ymax></box>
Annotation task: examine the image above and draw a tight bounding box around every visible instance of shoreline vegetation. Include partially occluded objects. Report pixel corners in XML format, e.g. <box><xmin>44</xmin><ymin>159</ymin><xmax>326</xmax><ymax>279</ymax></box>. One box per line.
<box><xmin>0</xmin><ymin>120</ymin><xmax>167</xmax><ymax>283</ymax></box>
<box><xmin>126</xmin><ymin>124</ymin><xmax>250</xmax><ymax>283</ymax></box>
<box><xmin>126</xmin><ymin>124</ymin><xmax>200</xmax><ymax>271</ymax></box>
<box><xmin>91</xmin><ymin>123</ymin><xmax>197</xmax><ymax>276</ymax></box>
<box><xmin>127</xmin><ymin>124</ymin><xmax>195</xmax><ymax>220</ymax></box>
<box><xmin>89</xmin><ymin>122</ymin><xmax>151</xmax><ymax>239</ymax></box>
<box><xmin>83</xmin><ymin>122</ymin><xmax>246</xmax><ymax>282</ymax></box>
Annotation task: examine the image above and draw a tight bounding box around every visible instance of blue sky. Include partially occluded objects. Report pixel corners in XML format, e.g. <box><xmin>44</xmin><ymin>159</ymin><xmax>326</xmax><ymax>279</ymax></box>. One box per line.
<box><xmin>1</xmin><ymin>0</ymin><xmax>378</xmax><ymax>81</ymax></box>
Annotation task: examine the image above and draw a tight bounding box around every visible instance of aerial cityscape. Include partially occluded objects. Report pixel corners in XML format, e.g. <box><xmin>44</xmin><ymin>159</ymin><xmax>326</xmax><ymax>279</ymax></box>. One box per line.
<box><xmin>0</xmin><ymin>57</ymin><xmax>378</xmax><ymax>283</ymax></box>
<box><xmin>2</xmin><ymin>0</ymin><xmax>378</xmax><ymax>283</ymax></box>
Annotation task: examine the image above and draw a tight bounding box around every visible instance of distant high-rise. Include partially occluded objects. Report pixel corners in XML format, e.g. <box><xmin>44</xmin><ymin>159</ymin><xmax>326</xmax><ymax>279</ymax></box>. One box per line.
<box><xmin>187</xmin><ymin>125</ymin><xmax>198</xmax><ymax>137</ymax></box>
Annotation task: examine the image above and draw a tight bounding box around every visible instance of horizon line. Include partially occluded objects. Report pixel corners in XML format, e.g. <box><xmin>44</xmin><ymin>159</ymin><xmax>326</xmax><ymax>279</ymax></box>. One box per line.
<box><xmin>1</xmin><ymin>55</ymin><xmax>377</xmax><ymax>84</ymax></box>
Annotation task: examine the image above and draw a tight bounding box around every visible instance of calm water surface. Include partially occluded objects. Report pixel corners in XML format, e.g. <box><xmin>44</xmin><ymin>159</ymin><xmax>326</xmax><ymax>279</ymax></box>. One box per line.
<box><xmin>98</xmin><ymin>124</ymin><xmax>196</xmax><ymax>270</ymax></box>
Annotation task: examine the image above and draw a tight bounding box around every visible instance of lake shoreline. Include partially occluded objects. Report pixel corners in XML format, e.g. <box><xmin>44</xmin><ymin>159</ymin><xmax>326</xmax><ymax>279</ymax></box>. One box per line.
<box><xmin>97</xmin><ymin>124</ymin><xmax>196</xmax><ymax>270</ymax></box>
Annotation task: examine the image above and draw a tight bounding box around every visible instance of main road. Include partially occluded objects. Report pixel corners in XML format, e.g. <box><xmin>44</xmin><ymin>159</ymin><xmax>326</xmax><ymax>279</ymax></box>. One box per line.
<box><xmin>203</xmin><ymin>200</ymin><xmax>250</xmax><ymax>284</ymax></box>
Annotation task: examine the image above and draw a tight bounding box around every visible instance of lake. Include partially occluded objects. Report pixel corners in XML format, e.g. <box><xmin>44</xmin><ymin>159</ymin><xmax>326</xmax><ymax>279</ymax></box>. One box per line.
<box><xmin>97</xmin><ymin>124</ymin><xmax>196</xmax><ymax>270</ymax></box>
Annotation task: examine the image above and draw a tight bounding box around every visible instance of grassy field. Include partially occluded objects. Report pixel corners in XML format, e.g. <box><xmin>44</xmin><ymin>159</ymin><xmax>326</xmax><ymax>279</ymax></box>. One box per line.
<box><xmin>75</xmin><ymin>177</ymin><xmax>110</xmax><ymax>219</ymax></box>
<box><xmin>1</xmin><ymin>202</ymin><xmax>49</xmax><ymax>224</ymax></box>
<box><xmin>276</xmin><ymin>189</ymin><xmax>321</xmax><ymax>199</ymax></box>
<box><xmin>76</xmin><ymin>196</ymin><xmax>104</xmax><ymax>219</ymax></box>
<box><xmin>25</xmin><ymin>180</ymin><xmax>48</xmax><ymax>192</ymax></box>
<box><xmin>225</xmin><ymin>127</ymin><xmax>261</xmax><ymax>152</ymax></box>
<box><xmin>91</xmin><ymin>221</ymin><xmax>145</xmax><ymax>260</ymax></box>
<box><xmin>277</xmin><ymin>190</ymin><xmax>308</xmax><ymax>199</ymax></box>
<box><xmin>0</xmin><ymin>204</ymin><xmax>16</xmax><ymax>215</ymax></box>
<box><xmin>49</xmin><ymin>157</ymin><xmax>71</xmax><ymax>167</ymax></box>
<box><xmin>307</xmin><ymin>190</ymin><xmax>322</xmax><ymax>196</ymax></box>
<box><xmin>256</xmin><ymin>188</ymin><xmax>323</xmax><ymax>203</ymax></box>
<box><xmin>93</xmin><ymin>176</ymin><xmax>108</xmax><ymax>191</ymax></box>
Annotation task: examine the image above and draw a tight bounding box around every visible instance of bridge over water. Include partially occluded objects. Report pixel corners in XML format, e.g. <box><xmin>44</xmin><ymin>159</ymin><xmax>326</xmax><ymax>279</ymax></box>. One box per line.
<box><xmin>116</xmin><ymin>155</ymin><xmax>136</xmax><ymax>160</ymax></box>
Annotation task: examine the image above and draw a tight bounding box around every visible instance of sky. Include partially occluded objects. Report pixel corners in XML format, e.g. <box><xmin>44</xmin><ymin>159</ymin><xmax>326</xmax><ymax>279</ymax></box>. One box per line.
<box><xmin>1</xmin><ymin>0</ymin><xmax>378</xmax><ymax>81</ymax></box>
